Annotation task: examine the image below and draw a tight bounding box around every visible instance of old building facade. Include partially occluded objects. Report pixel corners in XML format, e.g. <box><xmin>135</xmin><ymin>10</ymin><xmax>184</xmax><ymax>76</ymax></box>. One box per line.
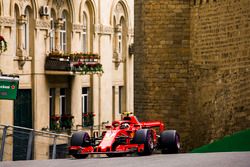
<box><xmin>0</xmin><ymin>0</ymin><xmax>134</xmax><ymax>159</ymax></box>
<box><xmin>135</xmin><ymin>0</ymin><xmax>250</xmax><ymax>151</ymax></box>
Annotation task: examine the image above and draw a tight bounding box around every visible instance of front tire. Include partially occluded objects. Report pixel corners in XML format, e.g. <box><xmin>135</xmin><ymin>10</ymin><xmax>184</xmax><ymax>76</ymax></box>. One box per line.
<box><xmin>72</xmin><ymin>154</ymin><xmax>88</xmax><ymax>159</ymax></box>
<box><xmin>70</xmin><ymin>131</ymin><xmax>90</xmax><ymax>159</ymax></box>
<box><xmin>70</xmin><ymin>131</ymin><xmax>90</xmax><ymax>147</ymax></box>
<box><xmin>106</xmin><ymin>153</ymin><xmax>124</xmax><ymax>158</ymax></box>
<box><xmin>160</xmin><ymin>130</ymin><xmax>180</xmax><ymax>154</ymax></box>
<box><xmin>133</xmin><ymin>129</ymin><xmax>154</xmax><ymax>155</ymax></box>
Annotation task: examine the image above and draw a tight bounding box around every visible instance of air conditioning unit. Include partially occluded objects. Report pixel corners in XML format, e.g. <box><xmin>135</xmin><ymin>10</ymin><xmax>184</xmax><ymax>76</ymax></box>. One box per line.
<box><xmin>39</xmin><ymin>6</ymin><xmax>49</xmax><ymax>16</ymax></box>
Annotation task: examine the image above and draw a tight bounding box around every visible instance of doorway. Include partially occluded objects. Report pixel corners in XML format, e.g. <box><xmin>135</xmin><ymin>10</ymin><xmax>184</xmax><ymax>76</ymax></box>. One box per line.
<box><xmin>13</xmin><ymin>89</ymin><xmax>32</xmax><ymax>160</ymax></box>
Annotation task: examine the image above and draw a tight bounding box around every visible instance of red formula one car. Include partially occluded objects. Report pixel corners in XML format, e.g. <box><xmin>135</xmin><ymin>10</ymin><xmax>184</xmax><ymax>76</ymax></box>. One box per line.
<box><xmin>69</xmin><ymin>113</ymin><xmax>180</xmax><ymax>158</ymax></box>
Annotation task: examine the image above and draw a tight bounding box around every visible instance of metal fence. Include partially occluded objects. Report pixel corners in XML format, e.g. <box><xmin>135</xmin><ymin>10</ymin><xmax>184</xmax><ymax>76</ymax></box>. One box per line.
<box><xmin>0</xmin><ymin>124</ymin><xmax>71</xmax><ymax>161</ymax></box>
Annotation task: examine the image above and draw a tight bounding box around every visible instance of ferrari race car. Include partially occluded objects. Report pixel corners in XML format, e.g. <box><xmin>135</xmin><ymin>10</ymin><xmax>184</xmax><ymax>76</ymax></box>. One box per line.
<box><xmin>69</xmin><ymin>113</ymin><xmax>180</xmax><ymax>158</ymax></box>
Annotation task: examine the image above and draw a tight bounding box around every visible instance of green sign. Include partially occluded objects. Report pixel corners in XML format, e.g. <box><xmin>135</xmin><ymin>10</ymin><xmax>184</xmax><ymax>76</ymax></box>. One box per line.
<box><xmin>0</xmin><ymin>76</ymin><xmax>19</xmax><ymax>100</ymax></box>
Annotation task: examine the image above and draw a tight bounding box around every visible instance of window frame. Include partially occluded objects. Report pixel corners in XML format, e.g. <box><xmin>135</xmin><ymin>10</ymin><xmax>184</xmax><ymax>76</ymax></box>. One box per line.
<box><xmin>59</xmin><ymin>88</ymin><xmax>66</xmax><ymax>116</ymax></box>
<box><xmin>60</xmin><ymin>13</ymin><xmax>67</xmax><ymax>53</ymax></box>
<box><xmin>81</xmin><ymin>88</ymin><xmax>89</xmax><ymax>126</ymax></box>
<box><xmin>50</xmin><ymin>11</ymin><xmax>56</xmax><ymax>52</ymax></box>
<box><xmin>82</xmin><ymin>13</ymin><xmax>88</xmax><ymax>53</ymax></box>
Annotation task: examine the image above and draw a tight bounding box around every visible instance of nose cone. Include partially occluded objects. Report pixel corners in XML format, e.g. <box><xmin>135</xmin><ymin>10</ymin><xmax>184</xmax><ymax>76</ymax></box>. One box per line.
<box><xmin>97</xmin><ymin>146</ymin><xmax>111</xmax><ymax>152</ymax></box>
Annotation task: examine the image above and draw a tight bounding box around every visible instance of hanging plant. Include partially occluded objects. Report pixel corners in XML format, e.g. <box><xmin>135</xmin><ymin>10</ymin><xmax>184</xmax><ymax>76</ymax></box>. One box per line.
<box><xmin>0</xmin><ymin>35</ymin><xmax>7</xmax><ymax>53</ymax></box>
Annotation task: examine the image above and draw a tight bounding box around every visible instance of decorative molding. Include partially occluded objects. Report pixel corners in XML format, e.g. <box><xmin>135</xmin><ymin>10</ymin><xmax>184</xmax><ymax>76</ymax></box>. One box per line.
<box><xmin>17</xmin><ymin>0</ymin><xmax>31</xmax><ymax>11</ymax></box>
<box><xmin>114</xmin><ymin>25</ymin><xmax>122</xmax><ymax>33</ymax></box>
<box><xmin>35</xmin><ymin>20</ymin><xmax>50</xmax><ymax>30</ymax></box>
<box><xmin>0</xmin><ymin>17</ymin><xmax>15</xmax><ymax>27</ymax></box>
<box><xmin>73</xmin><ymin>24</ymin><xmax>85</xmax><ymax>33</ymax></box>
<box><xmin>94</xmin><ymin>24</ymin><xmax>113</xmax><ymax>35</ymax></box>
<box><xmin>55</xmin><ymin>0</ymin><xmax>64</xmax><ymax>10</ymax></box>
<box><xmin>114</xmin><ymin>2</ymin><xmax>125</xmax><ymax>21</ymax></box>
<box><xmin>115</xmin><ymin>3</ymin><xmax>124</xmax><ymax>14</ymax></box>
<box><xmin>17</xmin><ymin>0</ymin><xmax>30</xmax><ymax>2</ymax></box>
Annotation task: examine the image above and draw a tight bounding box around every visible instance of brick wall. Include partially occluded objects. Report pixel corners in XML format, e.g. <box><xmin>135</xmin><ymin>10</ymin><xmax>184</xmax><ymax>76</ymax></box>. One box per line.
<box><xmin>134</xmin><ymin>0</ymin><xmax>192</xmax><ymax>151</ymax></box>
<box><xmin>135</xmin><ymin>0</ymin><xmax>250</xmax><ymax>151</ymax></box>
<box><xmin>190</xmin><ymin>0</ymin><xmax>250</xmax><ymax>149</ymax></box>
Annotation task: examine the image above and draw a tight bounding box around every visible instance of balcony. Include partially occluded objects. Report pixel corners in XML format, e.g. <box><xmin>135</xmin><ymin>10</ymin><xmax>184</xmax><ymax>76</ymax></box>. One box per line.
<box><xmin>45</xmin><ymin>52</ymin><xmax>103</xmax><ymax>75</ymax></box>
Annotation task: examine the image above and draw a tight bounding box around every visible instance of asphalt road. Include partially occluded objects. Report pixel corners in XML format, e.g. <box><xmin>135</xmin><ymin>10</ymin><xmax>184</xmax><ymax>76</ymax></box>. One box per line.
<box><xmin>1</xmin><ymin>152</ymin><xmax>250</xmax><ymax>167</ymax></box>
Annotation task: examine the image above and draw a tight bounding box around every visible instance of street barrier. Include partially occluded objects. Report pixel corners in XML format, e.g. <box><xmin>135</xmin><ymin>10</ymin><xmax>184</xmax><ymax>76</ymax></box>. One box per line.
<box><xmin>0</xmin><ymin>124</ymin><xmax>71</xmax><ymax>161</ymax></box>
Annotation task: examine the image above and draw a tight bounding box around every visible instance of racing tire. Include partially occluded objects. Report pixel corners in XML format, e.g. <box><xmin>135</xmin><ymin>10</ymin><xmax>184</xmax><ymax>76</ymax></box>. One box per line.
<box><xmin>72</xmin><ymin>154</ymin><xmax>89</xmax><ymax>159</ymax></box>
<box><xmin>133</xmin><ymin>129</ymin><xmax>154</xmax><ymax>156</ymax></box>
<box><xmin>70</xmin><ymin>131</ymin><xmax>90</xmax><ymax>147</ymax></box>
<box><xmin>70</xmin><ymin>131</ymin><xmax>90</xmax><ymax>159</ymax></box>
<box><xmin>106</xmin><ymin>153</ymin><xmax>124</xmax><ymax>158</ymax></box>
<box><xmin>160</xmin><ymin>130</ymin><xmax>180</xmax><ymax>154</ymax></box>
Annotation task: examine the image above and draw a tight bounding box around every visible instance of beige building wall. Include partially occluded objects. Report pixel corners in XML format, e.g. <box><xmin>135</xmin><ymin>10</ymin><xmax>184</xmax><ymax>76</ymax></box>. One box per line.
<box><xmin>0</xmin><ymin>0</ymin><xmax>134</xmax><ymax>159</ymax></box>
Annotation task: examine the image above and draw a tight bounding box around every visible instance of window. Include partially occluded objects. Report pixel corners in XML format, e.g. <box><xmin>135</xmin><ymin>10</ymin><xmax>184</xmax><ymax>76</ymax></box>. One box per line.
<box><xmin>50</xmin><ymin>10</ymin><xmax>56</xmax><ymax>51</ymax></box>
<box><xmin>82</xmin><ymin>13</ymin><xmax>88</xmax><ymax>53</ymax></box>
<box><xmin>60</xmin><ymin>88</ymin><xmax>66</xmax><ymax>116</ymax></box>
<box><xmin>114</xmin><ymin>25</ymin><xmax>122</xmax><ymax>55</ymax></box>
<box><xmin>119</xmin><ymin>86</ymin><xmax>124</xmax><ymax>114</ymax></box>
<box><xmin>14</xmin><ymin>5</ymin><xmax>18</xmax><ymax>53</ymax></box>
<box><xmin>112</xmin><ymin>86</ymin><xmax>115</xmax><ymax>117</ymax></box>
<box><xmin>49</xmin><ymin>88</ymin><xmax>55</xmax><ymax>129</ymax></box>
<box><xmin>118</xmin><ymin>34</ymin><xmax>122</xmax><ymax>54</ymax></box>
<box><xmin>60</xmin><ymin>12</ymin><xmax>67</xmax><ymax>53</ymax></box>
<box><xmin>82</xmin><ymin>88</ymin><xmax>90</xmax><ymax>126</ymax></box>
<box><xmin>23</xmin><ymin>9</ymin><xmax>29</xmax><ymax>50</ymax></box>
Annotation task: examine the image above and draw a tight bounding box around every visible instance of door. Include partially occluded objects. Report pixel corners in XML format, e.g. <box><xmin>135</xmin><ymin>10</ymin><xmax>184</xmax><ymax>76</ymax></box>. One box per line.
<box><xmin>13</xmin><ymin>89</ymin><xmax>32</xmax><ymax>160</ymax></box>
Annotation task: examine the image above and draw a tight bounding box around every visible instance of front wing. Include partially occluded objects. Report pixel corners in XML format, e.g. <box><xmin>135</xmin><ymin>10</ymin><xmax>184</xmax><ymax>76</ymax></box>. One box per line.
<box><xmin>69</xmin><ymin>144</ymin><xmax>145</xmax><ymax>155</ymax></box>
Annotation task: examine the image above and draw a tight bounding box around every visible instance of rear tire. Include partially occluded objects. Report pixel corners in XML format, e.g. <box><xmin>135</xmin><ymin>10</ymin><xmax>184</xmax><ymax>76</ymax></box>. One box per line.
<box><xmin>160</xmin><ymin>130</ymin><xmax>180</xmax><ymax>154</ymax></box>
<box><xmin>133</xmin><ymin>129</ymin><xmax>154</xmax><ymax>155</ymax></box>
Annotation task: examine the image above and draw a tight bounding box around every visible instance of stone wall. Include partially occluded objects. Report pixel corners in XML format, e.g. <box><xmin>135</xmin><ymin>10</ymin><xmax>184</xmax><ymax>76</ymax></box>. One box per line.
<box><xmin>190</xmin><ymin>0</ymin><xmax>250</xmax><ymax>149</ymax></box>
<box><xmin>134</xmin><ymin>0</ymin><xmax>192</xmax><ymax>151</ymax></box>
<box><xmin>135</xmin><ymin>0</ymin><xmax>250</xmax><ymax>151</ymax></box>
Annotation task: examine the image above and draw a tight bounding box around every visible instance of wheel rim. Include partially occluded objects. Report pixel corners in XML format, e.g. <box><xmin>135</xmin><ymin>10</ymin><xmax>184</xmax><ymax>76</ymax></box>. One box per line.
<box><xmin>148</xmin><ymin>133</ymin><xmax>154</xmax><ymax>150</ymax></box>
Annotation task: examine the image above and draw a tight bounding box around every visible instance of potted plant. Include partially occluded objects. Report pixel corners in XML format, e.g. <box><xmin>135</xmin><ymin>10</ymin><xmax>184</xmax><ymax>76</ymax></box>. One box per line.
<box><xmin>83</xmin><ymin>112</ymin><xmax>96</xmax><ymax>127</ymax></box>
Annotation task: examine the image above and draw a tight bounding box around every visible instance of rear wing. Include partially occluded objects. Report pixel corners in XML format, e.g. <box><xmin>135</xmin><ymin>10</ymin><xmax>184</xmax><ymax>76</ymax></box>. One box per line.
<box><xmin>140</xmin><ymin>121</ymin><xmax>165</xmax><ymax>132</ymax></box>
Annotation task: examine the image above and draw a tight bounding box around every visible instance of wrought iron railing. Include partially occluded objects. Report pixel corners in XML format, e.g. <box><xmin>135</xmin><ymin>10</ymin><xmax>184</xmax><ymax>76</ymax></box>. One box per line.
<box><xmin>45</xmin><ymin>52</ymin><xmax>104</xmax><ymax>74</ymax></box>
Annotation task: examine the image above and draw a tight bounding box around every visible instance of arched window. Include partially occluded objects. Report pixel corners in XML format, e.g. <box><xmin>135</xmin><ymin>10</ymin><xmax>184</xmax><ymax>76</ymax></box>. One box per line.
<box><xmin>120</xmin><ymin>17</ymin><xmax>127</xmax><ymax>58</ymax></box>
<box><xmin>23</xmin><ymin>8</ymin><xmax>29</xmax><ymax>50</ymax></box>
<box><xmin>60</xmin><ymin>11</ymin><xmax>67</xmax><ymax>53</ymax></box>
<box><xmin>113</xmin><ymin>2</ymin><xmax>127</xmax><ymax>63</ymax></box>
<box><xmin>14</xmin><ymin>4</ymin><xmax>19</xmax><ymax>53</ymax></box>
<box><xmin>118</xmin><ymin>25</ymin><xmax>122</xmax><ymax>54</ymax></box>
<box><xmin>82</xmin><ymin>13</ymin><xmax>87</xmax><ymax>53</ymax></box>
<box><xmin>50</xmin><ymin>9</ymin><xmax>56</xmax><ymax>52</ymax></box>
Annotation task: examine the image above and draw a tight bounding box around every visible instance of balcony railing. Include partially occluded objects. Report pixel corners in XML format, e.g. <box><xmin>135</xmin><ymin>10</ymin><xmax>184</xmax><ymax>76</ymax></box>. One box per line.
<box><xmin>45</xmin><ymin>52</ymin><xmax>103</xmax><ymax>75</ymax></box>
